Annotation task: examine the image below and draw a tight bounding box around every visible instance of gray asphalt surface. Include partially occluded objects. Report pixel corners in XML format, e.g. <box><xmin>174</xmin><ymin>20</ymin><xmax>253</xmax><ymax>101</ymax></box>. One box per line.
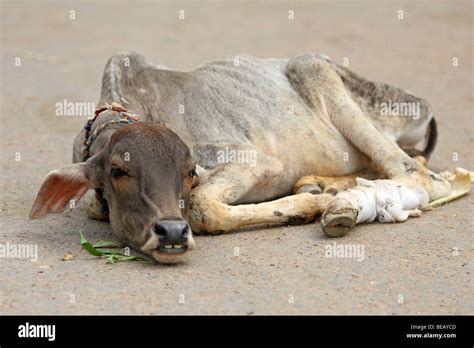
<box><xmin>0</xmin><ymin>0</ymin><xmax>472</xmax><ymax>314</ymax></box>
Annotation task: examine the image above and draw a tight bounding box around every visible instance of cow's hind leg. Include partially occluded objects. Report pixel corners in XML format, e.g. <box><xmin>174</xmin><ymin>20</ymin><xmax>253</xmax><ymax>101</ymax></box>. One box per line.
<box><xmin>189</xmin><ymin>155</ymin><xmax>333</xmax><ymax>234</ymax></box>
<box><xmin>287</xmin><ymin>54</ymin><xmax>422</xmax><ymax>181</ymax></box>
<box><xmin>287</xmin><ymin>55</ymin><xmax>471</xmax><ymax>236</ymax></box>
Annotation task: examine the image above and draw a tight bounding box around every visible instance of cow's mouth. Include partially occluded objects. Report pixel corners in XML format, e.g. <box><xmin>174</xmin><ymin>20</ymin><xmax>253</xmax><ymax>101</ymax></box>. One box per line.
<box><xmin>145</xmin><ymin>233</ymin><xmax>194</xmax><ymax>264</ymax></box>
<box><xmin>156</xmin><ymin>244</ymin><xmax>188</xmax><ymax>255</ymax></box>
<box><xmin>151</xmin><ymin>244</ymin><xmax>189</xmax><ymax>264</ymax></box>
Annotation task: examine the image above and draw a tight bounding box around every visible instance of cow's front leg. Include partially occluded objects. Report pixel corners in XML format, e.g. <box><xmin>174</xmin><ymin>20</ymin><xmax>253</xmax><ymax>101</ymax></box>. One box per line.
<box><xmin>188</xmin><ymin>156</ymin><xmax>333</xmax><ymax>234</ymax></box>
<box><xmin>83</xmin><ymin>189</ymin><xmax>109</xmax><ymax>221</ymax></box>
<box><xmin>321</xmin><ymin>167</ymin><xmax>472</xmax><ymax>237</ymax></box>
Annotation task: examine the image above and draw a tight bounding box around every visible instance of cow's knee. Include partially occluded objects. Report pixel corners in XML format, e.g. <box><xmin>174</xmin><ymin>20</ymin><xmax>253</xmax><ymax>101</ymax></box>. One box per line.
<box><xmin>189</xmin><ymin>190</ymin><xmax>231</xmax><ymax>235</ymax></box>
<box><xmin>83</xmin><ymin>189</ymin><xmax>109</xmax><ymax>221</ymax></box>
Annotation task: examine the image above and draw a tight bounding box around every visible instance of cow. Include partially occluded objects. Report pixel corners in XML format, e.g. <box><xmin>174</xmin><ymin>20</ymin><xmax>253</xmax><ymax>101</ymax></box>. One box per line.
<box><xmin>29</xmin><ymin>52</ymin><xmax>472</xmax><ymax>264</ymax></box>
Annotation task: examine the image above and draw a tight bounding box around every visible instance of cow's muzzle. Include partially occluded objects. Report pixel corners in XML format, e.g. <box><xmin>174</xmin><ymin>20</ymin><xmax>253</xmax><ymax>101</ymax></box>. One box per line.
<box><xmin>154</xmin><ymin>220</ymin><xmax>190</xmax><ymax>255</ymax></box>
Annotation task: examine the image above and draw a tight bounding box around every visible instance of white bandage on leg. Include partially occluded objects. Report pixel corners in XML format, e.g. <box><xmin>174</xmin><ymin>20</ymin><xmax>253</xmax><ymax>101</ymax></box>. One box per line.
<box><xmin>335</xmin><ymin>178</ymin><xmax>429</xmax><ymax>224</ymax></box>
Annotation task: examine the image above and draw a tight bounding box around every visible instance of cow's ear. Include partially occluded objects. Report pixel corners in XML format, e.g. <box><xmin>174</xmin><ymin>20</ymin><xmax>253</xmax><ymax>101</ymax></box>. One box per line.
<box><xmin>29</xmin><ymin>155</ymin><xmax>102</xmax><ymax>219</ymax></box>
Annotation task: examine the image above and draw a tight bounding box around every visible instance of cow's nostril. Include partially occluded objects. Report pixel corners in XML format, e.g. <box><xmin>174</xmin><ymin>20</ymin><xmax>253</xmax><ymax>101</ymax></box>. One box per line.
<box><xmin>181</xmin><ymin>226</ymin><xmax>189</xmax><ymax>238</ymax></box>
<box><xmin>154</xmin><ymin>220</ymin><xmax>189</xmax><ymax>245</ymax></box>
<box><xmin>154</xmin><ymin>223</ymin><xmax>168</xmax><ymax>236</ymax></box>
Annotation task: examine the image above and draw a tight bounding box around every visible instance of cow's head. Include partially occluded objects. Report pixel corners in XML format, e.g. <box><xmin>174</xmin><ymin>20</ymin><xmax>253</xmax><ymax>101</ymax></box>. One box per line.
<box><xmin>29</xmin><ymin>123</ymin><xmax>199</xmax><ymax>264</ymax></box>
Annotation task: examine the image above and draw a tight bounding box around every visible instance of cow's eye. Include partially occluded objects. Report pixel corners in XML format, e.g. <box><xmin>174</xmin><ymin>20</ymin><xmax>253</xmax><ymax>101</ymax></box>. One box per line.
<box><xmin>111</xmin><ymin>167</ymin><xmax>128</xmax><ymax>178</ymax></box>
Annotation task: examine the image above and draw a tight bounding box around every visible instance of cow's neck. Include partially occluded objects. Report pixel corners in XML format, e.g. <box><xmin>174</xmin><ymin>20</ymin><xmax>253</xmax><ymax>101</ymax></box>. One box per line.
<box><xmin>83</xmin><ymin>104</ymin><xmax>141</xmax><ymax>161</ymax></box>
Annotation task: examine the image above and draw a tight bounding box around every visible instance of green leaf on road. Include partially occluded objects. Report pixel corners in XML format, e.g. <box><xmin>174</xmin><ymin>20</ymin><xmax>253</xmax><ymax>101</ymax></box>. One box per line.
<box><xmin>93</xmin><ymin>240</ymin><xmax>120</xmax><ymax>248</ymax></box>
<box><xmin>80</xmin><ymin>232</ymin><xmax>103</xmax><ymax>256</ymax></box>
<box><xmin>80</xmin><ymin>231</ymin><xmax>147</xmax><ymax>263</ymax></box>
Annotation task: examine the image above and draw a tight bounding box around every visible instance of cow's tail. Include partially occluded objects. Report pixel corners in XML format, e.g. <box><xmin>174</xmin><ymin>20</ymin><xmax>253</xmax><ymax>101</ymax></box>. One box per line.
<box><xmin>404</xmin><ymin>117</ymin><xmax>438</xmax><ymax>160</ymax></box>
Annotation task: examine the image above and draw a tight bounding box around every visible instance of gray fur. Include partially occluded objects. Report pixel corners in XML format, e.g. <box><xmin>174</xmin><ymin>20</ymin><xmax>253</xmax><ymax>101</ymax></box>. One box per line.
<box><xmin>73</xmin><ymin>52</ymin><xmax>433</xmax><ymax>201</ymax></box>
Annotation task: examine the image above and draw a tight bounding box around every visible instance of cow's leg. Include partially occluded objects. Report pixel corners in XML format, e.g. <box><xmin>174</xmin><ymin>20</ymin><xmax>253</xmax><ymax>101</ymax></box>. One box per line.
<box><xmin>287</xmin><ymin>55</ymin><xmax>469</xmax><ymax>236</ymax></box>
<box><xmin>83</xmin><ymin>189</ymin><xmax>109</xmax><ymax>221</ymax></box>
<box><xmin>294</xmin><ymin>167</ymin><xmax>382</xmax><ymax>196</ymax></box>
<box><xmin>294</xmin><ymin>174</ymin><xmax>359</xmax><ymax>195</ymax></box>
<box><xmin>287</xmin><ymin>55</ymin><xmax>421</xmax><ymax>181</ymax></box>
<box><xmin>321</xmin><ymin>167</ymin><xmax>472</xmax><ymax>237</ymax></box>
<box><xmin>294</xmin><ymin>156</ymin><xmax>429</xmax><ymax>196</ymax></box>
<box><xmin>189</xmin><ymin>157</ymin><xmax>333</xmax><ymax>234</ymax></box>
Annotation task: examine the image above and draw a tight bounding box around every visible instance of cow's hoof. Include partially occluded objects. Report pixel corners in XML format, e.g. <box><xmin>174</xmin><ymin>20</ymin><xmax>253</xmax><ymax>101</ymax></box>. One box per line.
<box><xmin>321</xmin><ymin>208</ymin><xmax>357</xmax><ymax>237</ymax></box>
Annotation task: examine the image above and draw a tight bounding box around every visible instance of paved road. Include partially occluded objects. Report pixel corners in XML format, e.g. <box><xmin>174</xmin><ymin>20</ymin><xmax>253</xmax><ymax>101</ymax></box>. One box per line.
<box><xmin>0</xmin><ymin>0</ymin><xmax>472</xmax><ymax>314</ymax></box>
